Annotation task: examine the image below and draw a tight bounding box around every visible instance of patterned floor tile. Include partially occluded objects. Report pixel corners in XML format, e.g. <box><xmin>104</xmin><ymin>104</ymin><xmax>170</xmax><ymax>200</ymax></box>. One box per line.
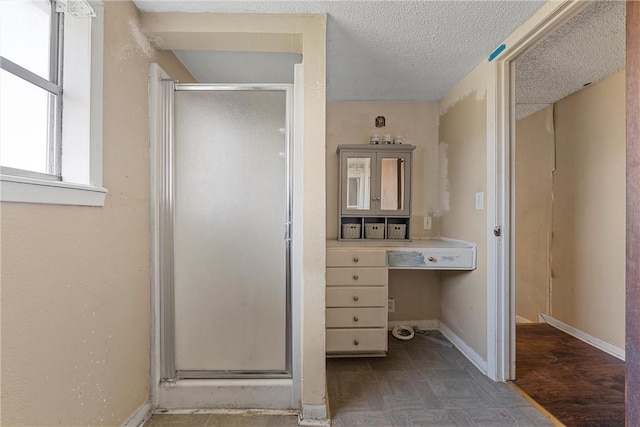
<box><xmin>145</xmin><ymin>336</ymin><xmax>554</xmax><ymax>427</ymax></box>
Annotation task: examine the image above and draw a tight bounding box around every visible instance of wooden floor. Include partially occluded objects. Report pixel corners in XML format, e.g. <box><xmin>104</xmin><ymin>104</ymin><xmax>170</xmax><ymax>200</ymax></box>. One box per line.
<box><xmin>514</xmin><ymin>323</ymin><xmax>625</xmax><ymax>427</ymax></box>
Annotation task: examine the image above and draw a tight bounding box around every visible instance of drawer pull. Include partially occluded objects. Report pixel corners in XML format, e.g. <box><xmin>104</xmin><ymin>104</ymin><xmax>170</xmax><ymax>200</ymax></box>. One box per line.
<box><xmin>353</xmin><ymin>256</ymin><xmax>359</xmax><ymax>263</ymax></box>
<box><xmin>353</xmin><ymin>339</ymin><xmax>359</xmax><ymax>346</ymax></box>
<box><xmin>353</xmin><ymin>274</ymin><xmax>359</xmax><ymax>280</ymax></box>
<box><xmin>353</xmin><ymin>316</ymin><xmax>359</xmax><ymax>322</ymax></box>
<box><xmin>428</xmin><ymin>256</ymin><xmax>436</xmax><ymax>262</ymax></box>
<box><xmin>353</xmin><ymin>295</ymin><xmax>359</xmax><ymax>302</ymax></box>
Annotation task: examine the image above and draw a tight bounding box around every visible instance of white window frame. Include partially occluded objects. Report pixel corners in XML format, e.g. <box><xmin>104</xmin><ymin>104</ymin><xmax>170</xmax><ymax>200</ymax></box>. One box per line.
<box><xmin>0</xmin><ymin>0</ymin><xmax>106</xmax><ymax>206</ymax></box>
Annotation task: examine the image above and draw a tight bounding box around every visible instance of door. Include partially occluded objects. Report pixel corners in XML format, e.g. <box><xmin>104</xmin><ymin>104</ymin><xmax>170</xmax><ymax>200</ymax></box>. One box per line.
<box><xmin>340</xmin><ymin>150</ymin><xmax>411</xmax><ymax>216</ymax></box>
<box><xmin>166</xmin><ymin>84</ymin><xmax>292</xmax><ymax>379</ymax></box>
<box><xmin>377</xmin><ymin>152</ymin><xmax>411</xmax><ymax>217</ymax></box>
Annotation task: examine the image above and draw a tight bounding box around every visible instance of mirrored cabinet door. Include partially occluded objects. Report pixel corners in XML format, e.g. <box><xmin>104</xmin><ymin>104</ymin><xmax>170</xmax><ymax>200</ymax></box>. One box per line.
<box><xmin>341</xmin><ymin>152</ymin><xmax>376</xmax><ymax>214</ymax></box>
<box><xmin>378</xmin><ymin>153</ymin><xmax>411</xmax><ymax>216</ymax></box>
<box><xmin>346</xmin><ymin>156</ymin><xmax>372</xmax><ymax>211</ymax></box>
<box><xmin>339</xmin><ymin>149</ymin><xmax>412</xmax><ymax>217</ymax></box>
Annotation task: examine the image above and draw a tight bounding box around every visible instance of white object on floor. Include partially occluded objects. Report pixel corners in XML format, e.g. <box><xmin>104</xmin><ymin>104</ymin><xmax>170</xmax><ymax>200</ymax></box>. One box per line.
<box><xmin>391</xmin><ymin>325</ymin><xmax>415</xmax><ymax>340</ymax></box>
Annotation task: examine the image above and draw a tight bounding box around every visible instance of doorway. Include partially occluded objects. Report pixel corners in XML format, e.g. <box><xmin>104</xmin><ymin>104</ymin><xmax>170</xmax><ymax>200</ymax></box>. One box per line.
<box><xmin>490</xmin><ymin>0</ymin><xmax>626</xmax><ymax>380</ymax></box>
<box><xmin>492</xmin><ymin>0</ymin><xmax>626</xmax><ymax>421</ymax></box>
<box><xmin>169</xmin><ymin>83</ymin><xmax>293</xmax><ymax>379</ymax></box>
<box><xmin>149</xmin><ymin>64</ymin><xmax>303</xmax><ymax>410</ymax></box>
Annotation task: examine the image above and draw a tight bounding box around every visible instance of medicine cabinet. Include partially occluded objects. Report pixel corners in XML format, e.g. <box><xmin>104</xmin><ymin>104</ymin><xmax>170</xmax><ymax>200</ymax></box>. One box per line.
<box><xmin>337</xmin><ymin>144</ymin><xmax>415</xmax><ymax>240</ymax></box>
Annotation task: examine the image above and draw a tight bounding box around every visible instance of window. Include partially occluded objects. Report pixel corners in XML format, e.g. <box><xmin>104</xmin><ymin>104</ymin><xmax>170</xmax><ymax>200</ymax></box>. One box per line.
<box><xmin>0</xmin><ymin>0</ymin><xmax>106</xmax><ymax>206</ymax></box>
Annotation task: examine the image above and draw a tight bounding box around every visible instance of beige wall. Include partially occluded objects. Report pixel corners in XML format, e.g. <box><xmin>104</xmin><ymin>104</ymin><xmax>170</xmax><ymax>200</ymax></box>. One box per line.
<box><xmin>326</xmin><ymin>102</ymin><xmax>441</xmax><ymax>322</ymax></box>
<box><xmin>141</xmin><ymin>12</ymin><xmax>327</xmax><ymax>410</ymax></box>
<box><xmin>438</xmin><ymin>79</ymin><xmax>488</xmax><ymax>360</ymax></box>
<box><xmin>515</xmin><ymin>106</ymin><xmax>554</xmax><ymax>322</ymax></box>
<box><xmin>326</xmin><ymin>102</ymin><xmax>440</xmax><ymax>241</ymax></box>
<box><xmin>387</xmin><ymin>270</ymin><xmax>440</xmax><ymax>322</ymax></box>
<box><xmin>0</xmin><ymin>2</ymin><xmax>195</xmax><ymax>426</ymax></box>
<box><xmin>551</xmin><ymin>70</ymin><xmax>626</xmax><ymax>348</ymax></box>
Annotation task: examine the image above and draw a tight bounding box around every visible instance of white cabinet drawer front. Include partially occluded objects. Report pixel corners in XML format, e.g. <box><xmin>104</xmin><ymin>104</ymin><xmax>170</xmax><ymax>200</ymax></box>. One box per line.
<box><xmin>326</xmin><ymin>287</ymin><xmax>386</xmax><ymax>307</ymax></box>
<box><xmin>326</xmin><ymin>307</ymin><xmax>387</xmax><ymax>328</ymax></box>
<box><xmin>387</xmin><ymin>248</ymin><xmax>476</xmax><ymax>270</ymax></box>
<box><xmin>326</xmin><ymin>328</ymin><xmax>387</xmax><ymax>353</ymax></box>
<box><xmin>327</xmin><ymin>250</ymin><xmax>386</xmax><ymax>267</ymax></box>
<box><xmin>326</xmin><ymin>267</ymin><xmax>387</xmax><ymax>286</ymax></box>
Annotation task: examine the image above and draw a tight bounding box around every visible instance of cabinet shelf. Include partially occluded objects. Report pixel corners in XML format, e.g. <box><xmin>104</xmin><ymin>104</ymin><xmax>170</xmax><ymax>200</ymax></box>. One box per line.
<box><xmin>340</xmin><ymin>216</ymin><xmax>410</xmax><ymax>240</ymax></box>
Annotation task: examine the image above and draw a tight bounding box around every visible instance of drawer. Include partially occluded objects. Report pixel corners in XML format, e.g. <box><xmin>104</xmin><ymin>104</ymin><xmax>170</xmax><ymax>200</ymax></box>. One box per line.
<box><xmin>326</xmin><ymin>286</ymin><xmax>386</xmax><ymax>307</ymax></box>
<box><xmin>387</xmin><ymin>247</ymin><xmax>476</xmax><ymax>270</ymax></box>
<box><xmin>326</xmin><ymin>267</ymin><xmax>387</xmax><ymax>286</ymax></box>
<box><xmin>326</xmin><ymin>307</ymin><xmax>387</xmax><ymax>328</ymax></box>
<box><xmin>326</xmin><ymin>328</ymin><xmax>387</xmax><ymax>353</ymax></box>
<box><xmin>327</xmin><ymin>249</ymin><xmax>386</xmax><ymax>267</ymax></box>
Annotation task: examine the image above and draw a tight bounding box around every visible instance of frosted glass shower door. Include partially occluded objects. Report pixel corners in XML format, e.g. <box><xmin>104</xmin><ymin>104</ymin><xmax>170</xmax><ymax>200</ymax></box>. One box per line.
<box><xmin>173</xmin><ymin>88</ymin><xmax>290</xmax><ymax>375</ymax></box>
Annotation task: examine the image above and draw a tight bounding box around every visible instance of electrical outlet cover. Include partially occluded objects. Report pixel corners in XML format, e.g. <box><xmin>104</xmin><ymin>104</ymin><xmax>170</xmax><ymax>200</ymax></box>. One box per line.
<box><xmin>388</xmin><ymin>298</ymin><xmax>395</xmax><ymax>312</ymax></box>
<box><xmin>424</xmin><ymin>216</ymin><xmax>432</xmax><ymax>230</ymax></box>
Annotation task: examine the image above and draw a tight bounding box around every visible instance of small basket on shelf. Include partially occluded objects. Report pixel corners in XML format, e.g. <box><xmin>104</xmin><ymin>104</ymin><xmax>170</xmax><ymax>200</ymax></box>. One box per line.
<box><xmin>387</xmin><ymin>224</ymin><xmax>407</xmax><ymax>239</ymax></box>
<box><xmin>341</xmin><ymin>223</ymin><xmax>361</xmax><ymax>239</ymax></box>
<box><xmin>365</xmin><ymin>223</ymin><xmax>385</xmax><ymax>239</ymax></box>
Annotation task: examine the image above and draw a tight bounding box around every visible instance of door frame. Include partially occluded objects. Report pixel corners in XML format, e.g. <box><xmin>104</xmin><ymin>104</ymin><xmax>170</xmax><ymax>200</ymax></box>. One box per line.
<box><xmin>148</xmin><ymin>63</ymin><xmax>302</xmax><ymax>410</ymax></box>
<box><xmin>626</xmin><ymin>2</ymin><xmax>640</xmax><ymax>424</ymax></box>
<box><xmin>491</xmin><ymin>0</ymin><xmax>591</xmax><ymax>381</ymax></box>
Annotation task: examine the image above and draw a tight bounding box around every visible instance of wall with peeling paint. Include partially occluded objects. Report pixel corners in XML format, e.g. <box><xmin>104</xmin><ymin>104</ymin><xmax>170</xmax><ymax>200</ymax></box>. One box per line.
<box><xmin>0</xmin><ymin>2</ymin><xmax>195</xmax><ymax>425</ymax></box>
<box><xmin>516</xmin><ymin>71</ymin><xmax>626</xmax><ymax>349</ymax></box>
<box><xmin>552</xmin><ymin>70</ymin><xmax>626</xmax><ymax>350</ymax></box>
<box><xmin>437</xmin><ymin>63</ymin><xmax>489</xmax><ymax>362</ymax></box>
<box><xmin>515</xmin><ymin>106</ymin><xmax>554</xmax><ymax>323</ymax></box>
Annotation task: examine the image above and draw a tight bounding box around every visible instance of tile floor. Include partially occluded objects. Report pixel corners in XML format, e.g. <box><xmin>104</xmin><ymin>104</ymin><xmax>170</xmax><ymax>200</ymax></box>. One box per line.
<box><xmin>327</xmin><ymin>332</ymin><xmax>554</xmax><ymax>426</ymax></box>
<box><xmin>145</xmin><ymin>332</ymin><xmax>554</xmax><ymax>426</ymax></box>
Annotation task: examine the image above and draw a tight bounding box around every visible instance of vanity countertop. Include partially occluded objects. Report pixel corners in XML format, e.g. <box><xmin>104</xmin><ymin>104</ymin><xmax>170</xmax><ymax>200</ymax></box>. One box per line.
<box><xmin>327</xmin><ymin>237</ymin><xmax>476</xmax><ymax>249</ymax></box>
<box><xmin>327</xmin><ymin>238</ymin><xmax>477</xmax><ymax>270</ymax></box>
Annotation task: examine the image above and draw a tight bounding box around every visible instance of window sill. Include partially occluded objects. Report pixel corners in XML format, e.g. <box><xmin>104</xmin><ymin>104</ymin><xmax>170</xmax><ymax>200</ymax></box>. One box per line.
<box><xmin>0</xmin><ymin>174</ymin><xmax>107</xmax><ymax>206</ymax></box>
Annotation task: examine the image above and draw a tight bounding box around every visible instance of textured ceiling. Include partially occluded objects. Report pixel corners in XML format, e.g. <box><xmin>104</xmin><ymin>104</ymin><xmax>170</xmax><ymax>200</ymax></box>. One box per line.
<box><xmin>134</xmin><ymin>0</ymin><xmax>545</xmax><ymax>102</ymax></box>
<box><xmin>515</xmin><ymin>1</ymin><xmax>625</xmax><ymax>119</ymax></box>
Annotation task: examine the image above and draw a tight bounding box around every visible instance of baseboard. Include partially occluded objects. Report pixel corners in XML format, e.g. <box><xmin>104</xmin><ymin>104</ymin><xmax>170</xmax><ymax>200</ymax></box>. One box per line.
<box><xmin>515</xmin><ymin>315</ymin><xmax>534</xmax><ymax>324</ymax></box>
<box><xmin>154</xmin><ymin>409</ymin><xmax>298</xmax><ymax>416</ymax></box>
<box><xmin>122</xmin><ymin>401</ymin><xmax>151</xmax><ymax>427</ymax></box>
<box><xmin>438</xmin><ymin>322</ymin><xmax>488</xmax><ymax>374</ymax></box>
<box><xmin>540</xmin><ymin>314</ymin><xmax>625</xmax><ymax>361</ymax></box>
<box><xmin>388</xmin><ymin>319</ymin><xmax>439</xmax><ymax>330</ymax></box>
<box><xmin>298</xmin><ymin>404</ymin><xmax>330</xmax><ymax>427</ymax></box>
